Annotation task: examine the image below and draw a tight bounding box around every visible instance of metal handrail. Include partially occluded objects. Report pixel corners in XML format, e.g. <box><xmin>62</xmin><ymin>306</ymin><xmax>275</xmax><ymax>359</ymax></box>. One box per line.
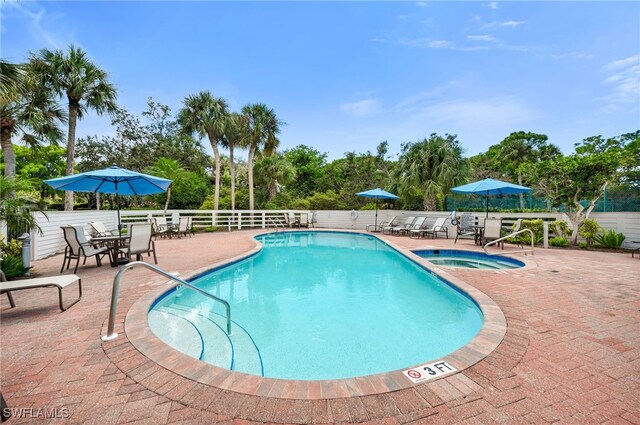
<box><xmin>266</xmin><ymin>217</ymin><xmax>286</xmax><ymax>232</ymax></box>
<box><xmin>101</xmin><ymin>261</ymin><xmax>231</xmax><ymax>341</ymax></box>
<box><xmin>484</xmin><ymin>228</ymin><xmax>535</xmax><ymax>256</ymax></box>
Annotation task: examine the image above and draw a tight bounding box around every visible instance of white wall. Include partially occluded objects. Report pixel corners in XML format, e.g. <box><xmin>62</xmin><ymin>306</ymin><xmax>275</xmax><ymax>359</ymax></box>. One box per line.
<box><xmin>31</xmin><ymin>211</ymin><xmax>117</xmax><ymax>260</ymax></box>
<box><xmin>591</xmin><ymin>212</ymin><xmax>640</xmax><ymax>249</ymax></box>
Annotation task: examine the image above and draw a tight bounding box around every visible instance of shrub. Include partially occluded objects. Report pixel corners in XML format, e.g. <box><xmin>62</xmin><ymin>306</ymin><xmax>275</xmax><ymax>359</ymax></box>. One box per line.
<box><xmin>0</xmin><ymin>255</ymin><xmax>29</xmax><ymax>279</ymax></box>
<box><xmin>203</xmin><ymin>226</ymin><xmax>219</xmax><ymax>233</ymax></box>
<box><xmin>550</xmin><ymin>220</ymin><xmax>570</xmax><ymax>238</ymax></box>
<box><xmin>593</xmin><ymin>229</ymin><xmax>626</xmax><ymax>249</ymax></box>
<box><xmin>578</xmin><ymin>242</ymin><xmax>588</xmax><ymax>249</ymax></box>
<box><xmin>519</xmin><ymin>219</ymin><xmax>544</xmax><ymax>245</ymax></box>
<box><xmin>0</xmin><ymin>236</ymin><xmax>22</xmax><ymax>258</ymax></box>
<box><xmin>579</xmin><ymin>218</ymin><xmax>600</xmax><ymax>246</ymax></box>
<box><xmin>549</xmin><ymin>237</ymin><xmax>569</xmax><ymax>247</ymax></box>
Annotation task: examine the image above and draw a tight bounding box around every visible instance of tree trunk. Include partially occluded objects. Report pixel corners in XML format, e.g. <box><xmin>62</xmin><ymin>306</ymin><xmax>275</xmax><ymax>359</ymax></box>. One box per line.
<box><xmin>1</xmin><ymin>120</ymin><xmax>16</xmax><ymax>178</ymax></box>
<box><xmin>208</xmin><ymin>132</ymin><xmax>221</xmax><ymax>211</ymax></box>
<box><xmin>518</xmin><ymin>172</ymin><xmax>525</xmax><ymax>210</ymax></box>
<box><xmin>65</xmin><ymin>100</ymin><xmax>79</xmax><ymax>211</ymax></box>
<box><xmin>163</xmin><ymin>186</ymin><xmax>171</xmax><ymax>213</ymax></box>
<box><xmin>229</xmin><ymin>143</ymin><xmax>236</xmax><ymax>210</ymax></box>
<box><xmin>248</xmin><ymin>145</ymin><xmax>255</xmax><ymax>210</ymax></box>
<box><xmin>423</xmin><ymin>196</ymin><xmax>437</xmax><ymax>211</ymax></box>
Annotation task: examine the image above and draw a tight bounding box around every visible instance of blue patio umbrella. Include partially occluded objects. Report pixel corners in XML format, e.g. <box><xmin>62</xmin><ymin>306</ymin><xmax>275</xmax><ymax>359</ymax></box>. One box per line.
<box><xmin>450</xmin><ymin>178</ymin><xmax>531</xmax><ymax>217</ymax></box>
<box><xmin>356</xmin><ymin>188</ymin><xmax>400</xmax><ymax>230</ymax></box>
<box><xmin>45</xmin><ymin>165</ymin><xmax>172</xmax><ymax>228</ymax></box>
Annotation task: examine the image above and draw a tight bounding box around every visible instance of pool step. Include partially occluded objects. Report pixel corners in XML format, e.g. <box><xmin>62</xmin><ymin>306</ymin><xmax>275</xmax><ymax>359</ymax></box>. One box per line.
<box><xmin>157</xmin><ymin>302</ymin><xmax>264</xmax><ymax>376</ymax></box>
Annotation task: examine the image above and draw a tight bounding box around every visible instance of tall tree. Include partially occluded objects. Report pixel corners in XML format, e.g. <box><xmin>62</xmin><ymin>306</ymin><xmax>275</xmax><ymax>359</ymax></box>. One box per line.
<box><xmin>523</xmin><ymin>133</ymin><xmax>630</xmax><ymax>244</ymax></box>
<box><xmin>254</xmin><ymin>152</ymin><xmax>295</xmax><ymax>201</ymax></box>
<box><xmin>221</xmin><ymin>112</ymin><xmax>247</xmax><ymax>210</ymax></box>
<box><xmin>178</xmin><ymin>91</ymin><xmax>228</xmax><ymax>210</ymax></box>
<box><xmin>284</xmin><ymin>145</ymin><xmax>327</xmax><ymax>198</ymax></box>
<box><xmin>395</xmin><ymin>133</ymin><xmax>467</xmax><ymax>211</ymax></box>
<box><xmin>146</xmin><ymin>158</ymin><xmax>186</xmax><ymax>213</ymax></box>
<box><xmin>34</xmin><ymin>46</ymin><xmax>118</xmax><ymax>210</ymax></box>
<box><xmin>1</xmin><ymin>59</ymin><xmax>65</xmax><ymax>178</ymax></box>
<box><xmin>241</xmin><ymin>103</ymin><xmax>282</xmax><ymax>210</ymax></box>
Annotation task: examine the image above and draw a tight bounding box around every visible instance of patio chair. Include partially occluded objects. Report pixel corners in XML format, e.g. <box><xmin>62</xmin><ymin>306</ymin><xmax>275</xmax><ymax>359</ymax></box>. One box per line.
<box><xmin>120</xmin><ymin>223</ymin><xmax>157</xmax><ymax>264</ymax></box>
<box><xmin>88</xmin><ymin>221</ymin><xmax>118</xmax><ymax>237</ymax></box>
<box><xmin>482</xmin><ymin>218</ymin><xmax>504</xmax><ymax>249</ymax></box>
<box><xmin>61</xmin><ymin>225</ymin><xmax>111</xmax><ymax>273</ymax></box>
<box><xmin>403</xmin><ymin>216</ymin><xmax>426</xmax><ymax>237</ymax></box>
<box><xmin>389</xmin><ymin>216</ymin><xmax>416</xmax><ymax>235</ymax></box>
<box><xmin>455</xmin><ymin>213</ymin><xmax>476</xmax><ymax>244</ymax></box>
<box><xmin>171</xmin><ymin>217</ymin><xmax>192</xmax><ymax>238</ymax></box>
<box><xmin>151</xmin><ymin>217</ymin><xmax>169</xmax><ymax>239</ymax></box>
<box><xmin>287</xmin><ymin>212</ymin><xmax>300</xmax><ymax>228</ymax></box>
<box><xmin>299</xmin><ymin>213</ymin><xmax>310</xmax><ymax>228</ymax></box>
<box><xmin>422</xmin><ymin>217</ymin><xmax>449</xmax><ymax>239</ymax></box>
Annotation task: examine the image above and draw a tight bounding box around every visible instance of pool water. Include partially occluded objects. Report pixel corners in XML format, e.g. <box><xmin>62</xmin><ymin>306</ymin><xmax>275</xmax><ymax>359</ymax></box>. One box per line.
<box><xmin>413</xmin><ymin>249</ymin><xmax>525</xmax><ymax>269</ymax></box>
<box><xmin>149</xmin><ymin>232</ymin><xmax>483</xmax><ymax>380</ymax></box>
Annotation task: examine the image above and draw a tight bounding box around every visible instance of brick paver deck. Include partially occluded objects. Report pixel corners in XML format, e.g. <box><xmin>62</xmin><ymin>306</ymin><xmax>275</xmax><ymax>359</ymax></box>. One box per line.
<box><xmin>1</xmin><ymin>230</ymin><xmax>639</xmax><ymax>424</ymax></box>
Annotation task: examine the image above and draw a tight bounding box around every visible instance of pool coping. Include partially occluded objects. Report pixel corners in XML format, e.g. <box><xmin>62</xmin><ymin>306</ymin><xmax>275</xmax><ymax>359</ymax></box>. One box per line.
<box><xmin>114</xmin><ymin>229</ymin><xmax>513</xmax><ymax>399</ymax></box>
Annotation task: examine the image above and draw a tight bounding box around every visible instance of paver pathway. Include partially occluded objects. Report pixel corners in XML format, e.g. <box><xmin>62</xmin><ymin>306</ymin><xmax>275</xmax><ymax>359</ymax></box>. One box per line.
<box><xmin>1</xmin><ymin>230</ymin><xmax>639</xmax><ymax>424</ymax></box>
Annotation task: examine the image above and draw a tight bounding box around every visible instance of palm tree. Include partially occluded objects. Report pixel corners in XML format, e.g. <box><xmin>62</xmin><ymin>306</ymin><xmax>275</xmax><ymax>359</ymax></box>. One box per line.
<box><xmin>146</xmin><ymin>158</ymin><xmax>185</xmax><ymax>213</ymax></box>
<box><xmin>254</xmin><ymin>153</ymin><xmax>295</xmax><ymax>201</ymax></box>
<box><xmin>34</xmin><ymin>46</ymin><xmax>118</xmax><ymax>210</ymax></box>
<box><xmin>241</xmin><ymin>103</ymin><xmax>282</xmax><ymax>210</ymax></box>
<box><xmin>1</xmin><ymin>59</ymin><xmax>65</xmax><ymax>178</ymax></box>
<box><xmin>395</xmin><ymin>133</ymin><xmax>467</xmax><ymax>211</ymax></box>
<box><xmin>178</xmin><ymin>92</ymin><xmax>228</xmax><ymax>210</ymax></box>
<box><xmin>221</xmin><ymin>112</ymin><xmax>248</xmax><ymax>210</ymax></box>
<box><xmin>0</xmin><ymin>175</ymin><xmax>42</xmax><ymax>235</ymax></box>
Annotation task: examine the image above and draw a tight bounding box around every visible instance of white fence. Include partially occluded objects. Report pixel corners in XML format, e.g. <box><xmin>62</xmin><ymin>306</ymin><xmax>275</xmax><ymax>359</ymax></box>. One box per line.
<box><xmin>14</xmin><ymin>209</ymin><xmax>640</xmax><ymax>261</ymax></box>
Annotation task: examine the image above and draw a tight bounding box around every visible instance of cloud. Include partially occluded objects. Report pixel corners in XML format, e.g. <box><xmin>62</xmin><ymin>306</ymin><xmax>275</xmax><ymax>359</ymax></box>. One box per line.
<box><xmin>1</xmin><ymin>1</ymin><xmax>76</xmax><ymax>50</ymax></box>
<box><xmin>340</xmin><ymin>99</ymin><xmax>382</xmax><ymax>118</ymax></box>
<box><xmin>597</xmin><ymin>55</ymin><xmax>640</xmax><ymax>113</ymax></box>
<box><xmin>466</xmin><ymin>35</ymin><xmax>498</xmax><ymax>42</ymax></box>
<box><xmin>569</xmin><ymin>51</ymin><xmax>595</xmax><ymax>60</ymax></box>
<box><xmin>415</xmin><ymin>1</ymin><xmax>429</xmax><ymax>7</ymax></box>
<box><xmin>605</xmin><ymin>54</ymin><xmax>640</xmax><ymax>70</ymax></box>
<box><xmin>486</xmin><ymin>2</ymin><xmax>498</xmax><ymax>9</ymax></box>
<box><xmin>482</xmin><ymin>20</ymin><xmax>526</xmax><ymax>29</ymax></box>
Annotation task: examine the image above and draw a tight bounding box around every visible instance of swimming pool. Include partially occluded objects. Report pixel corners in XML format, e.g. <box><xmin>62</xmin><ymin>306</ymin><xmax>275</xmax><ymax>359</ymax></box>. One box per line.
<box><xmin>149</xmin><ymin>231</ymin><xmax>483</xmax><ymax>380</ymax></box>
<box><xmin>413</xmin><ymin>249</ymin><xmax>525</xmax><ymax>269</ymax></box>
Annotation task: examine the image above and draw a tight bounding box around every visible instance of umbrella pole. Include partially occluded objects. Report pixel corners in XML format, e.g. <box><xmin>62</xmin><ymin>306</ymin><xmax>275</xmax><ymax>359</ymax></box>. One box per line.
<box><xmin>486</xmin><ymin>195</ymin><xmax>489</xmax><ymax>218</ymax></box>
<box><xmin>375</xmin><ymin>198</ymin><xmax>379</xmax><ymax>230</ymax></box>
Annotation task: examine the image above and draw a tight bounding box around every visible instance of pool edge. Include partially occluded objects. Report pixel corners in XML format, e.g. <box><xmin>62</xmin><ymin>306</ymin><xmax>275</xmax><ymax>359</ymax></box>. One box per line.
<box><xmin>115</xmin><ymin>229</ymin><xmax>507</xmax><ymax>399</ymax></box>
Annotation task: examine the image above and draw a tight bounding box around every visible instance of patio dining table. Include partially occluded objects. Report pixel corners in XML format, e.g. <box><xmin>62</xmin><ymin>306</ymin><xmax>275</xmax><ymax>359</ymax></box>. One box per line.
<box><xmin>91</xmin><ymin>235</ymin><xmax>131</xmax><ymax>267</ymax></box>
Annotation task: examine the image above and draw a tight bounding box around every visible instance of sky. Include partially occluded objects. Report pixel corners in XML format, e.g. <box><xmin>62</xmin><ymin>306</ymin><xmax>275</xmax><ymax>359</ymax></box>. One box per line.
<box><xmin>2</xmin><ymin>1</ymin><xmax>639</xmax><ymax>162</ymax></box>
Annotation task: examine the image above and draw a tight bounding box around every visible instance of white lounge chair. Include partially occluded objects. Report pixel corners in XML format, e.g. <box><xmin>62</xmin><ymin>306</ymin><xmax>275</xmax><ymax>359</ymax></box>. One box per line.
<box><xmin>389</xmin><ymin>216</ymin><xmax>416</xmax><ymax>235</ymax></box>
<box><xmin>89</xmin><ymin>221</ymin><xmax>118</xmax><ymax>237</ymax></box>
<box><xmin>0</xmin><ymin>272</ymin><xmax>82</xmax><ymax>311</ymax></box>
<box><xmin>404</xmin><ymin>216</ymin><xmax>427</xmax><ymax>237</ymax></box>
<box><xmin>423</xmin><ymin>217</ymin><xmax>450</xmax><ymax>239</ymax></box>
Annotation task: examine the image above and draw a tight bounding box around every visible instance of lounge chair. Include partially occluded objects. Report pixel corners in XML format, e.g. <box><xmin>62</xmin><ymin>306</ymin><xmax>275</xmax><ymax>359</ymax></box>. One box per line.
<box><xmin>0</xmin><ymin>271</ymin><xmax>82</xmax><ymax>311</ymax></box>
<box><xmin>367</xmin><ymin>215</ymin><xmax>396</xmax><ymax>232</ymax></box>
<box><xmin>380</xmin><ymin>216</ymin><xmax>400</xmax><ymax>234</ymax></box>
<box><xmin>454</xmin><ymin>213</ymin><xmax>476</xmax><ymax>244</ymax></box>
<box><xmin>404</xmin><ymin>216</ymin><xmax>427</xmax><ymax>237</ymax></box>
<box><xmin>120</xmin><ymin>223</ymin><xmax>157</xmax><ymax>263</ymax></box>
<box><xmin>89</xmin><ymin>221</ymin><xmax>118</xmax><ymax>237</ymax></box>
<box><xmin>482</xmin><ymin>218</ymin><xmax>504</xmax><ymax>248</ymax></box>
<box><xmin>423</xmin><ymin>217</ymin><xmax>449</xmax><ymax>239</ymax></box>
<box><xmin>390</xmin><ymin>216</ymin><xmax>416</xmax><ymax>235</ymax></box>
<box><xmin>61</xmin><ymin>225</ymin><xmax>111</xmax><ymax>273</ymax></box>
